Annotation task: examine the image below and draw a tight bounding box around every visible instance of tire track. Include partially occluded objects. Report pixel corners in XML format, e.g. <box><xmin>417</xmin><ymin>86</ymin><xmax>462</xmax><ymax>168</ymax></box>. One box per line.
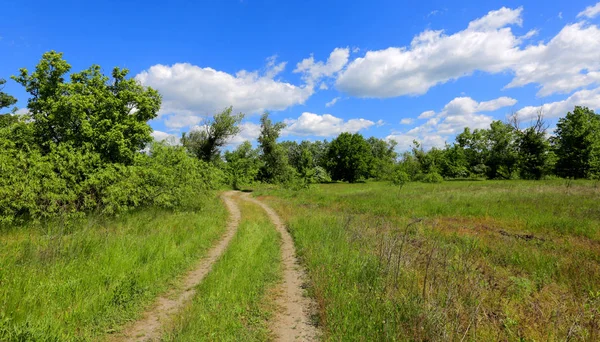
<box><xmin>111</xmin><ymin>191</ymin><xmax>241</xmax><ymax>342</ymax></box>
<box><xmin>240</xmin><ymin>193</ymin><xmax>320</xmax><ymax>341</ymax></box>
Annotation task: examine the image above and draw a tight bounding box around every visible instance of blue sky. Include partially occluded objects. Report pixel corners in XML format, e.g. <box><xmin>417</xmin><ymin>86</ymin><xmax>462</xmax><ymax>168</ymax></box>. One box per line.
<box><xmin>2</xmin><ymin>0</ymin><xmax>600</xmax><ymax>149</ymax></box>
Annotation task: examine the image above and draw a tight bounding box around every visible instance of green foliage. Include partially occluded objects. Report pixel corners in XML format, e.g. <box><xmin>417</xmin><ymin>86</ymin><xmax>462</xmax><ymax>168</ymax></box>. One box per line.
<box><xmin>553</xmin><ymin>106</ymin><xmax>600</xmax><ymax>179</ymax></box>
<box><xmin>367</xmin><ymin>137</ymin><xmax>398</xmax><ymax>180</ymax></box>
<box><xmin>12</xmin><ymin>51</ymin><xmax>161</xmax><ymax>164</ymax></box>
<box><xmin>485</xmin><ymin>120</ymin><xmax>519</xmax><ymax>179</ymax></box>
<box><xmin>391</xmin><ymin>168</ymin><xmax>410</xmax><ymax>188</ymax></box>
<box><xmin>181</xmin><ymin>106</ymin><xmax>244</xmax><ymax>163</ymax></box>
<box><xmin>420</xmin><ymin>171</ymin><xmax>444</xmax><ymax>183</ymax></box>
<box><xmin>0</xmin><ymin>78</ymin><xmax>17</xmax><ymax>112</ymax></box>
<box><xmin>224</xmin><ymin>141</ymin><xmax>262</xmax><ymax>190</ymax></box>
<box><xmin>326</xmin><ymin>132</ymin><xmax>372</xmax><ymax>183</ymax></box>
<box><xmin>516</xmin><ymin>114</ymin><xmax>554</xmax><ymax>180</ymax></box>
<box><xmin>313</xmin><ymin>166</ymin><xmax>332</xmax><ymax>183</ymax></box>
<box><xmin>257</xmin><ymin>112</ymin><xmax>293</xmax><ymax>183</ymax></box>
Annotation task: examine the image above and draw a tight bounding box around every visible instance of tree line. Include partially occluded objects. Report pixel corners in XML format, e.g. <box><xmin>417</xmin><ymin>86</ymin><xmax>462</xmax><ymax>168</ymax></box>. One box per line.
<box><xmin>2</xmin><ymin>51</ymin><xmax>600</xmax><ymax>225</ymax></box>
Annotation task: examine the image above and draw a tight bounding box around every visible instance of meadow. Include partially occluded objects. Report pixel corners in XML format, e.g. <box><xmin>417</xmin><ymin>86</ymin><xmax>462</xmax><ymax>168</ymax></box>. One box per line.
<box><xmin>255</xmin><ymin>180</ymin><xmax>600</xmax><ymax>341</ymax></box>
<box><xmin>0</xmin><ymin>197</ymin><xmax>227</xmax><ymax>341</ymax></box>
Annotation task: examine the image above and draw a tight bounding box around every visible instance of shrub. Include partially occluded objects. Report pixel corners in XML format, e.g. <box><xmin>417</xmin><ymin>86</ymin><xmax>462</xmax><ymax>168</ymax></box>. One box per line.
<box><xmin>421</xmin><ymin>172</ymin><xmax>444</xmax><ymax>183</ymax></box>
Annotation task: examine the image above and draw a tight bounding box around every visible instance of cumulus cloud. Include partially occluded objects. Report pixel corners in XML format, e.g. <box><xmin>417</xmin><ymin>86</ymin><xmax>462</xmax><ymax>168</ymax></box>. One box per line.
<box><xmin>386</xmin><ymin>96</ymin><xmax>516</xmax><ymax>150</ymax></box>
<box><xmin>400</xmin><ymin>118</ymin><xmax>414</xmax><ymax>124</ymax></box>
<box><xmin>577</xmin><ymin>2</ymin><xmax>600</xmax><ymax>18</ymax></box>
<box><xmin>325</xmin><ymin>97</ymin><xmax>341</xmax><ymax>107</ymax></box>
<box><xmin>283</xmin><ymin>112</ymin><xmax>375</xmax><ymax>137</ymax></box>
<box><xmin>506</xmin><ymin>22</ymin><xmax>600</xmax><ymax>96</ymax></box>
<box><xmin>294</xmin><ymin>48</ymin><xmax>350</xmax><ymax>85</ymax></box>
<box><xmin>151</xmin><ymin>130</ymin><xmax>180</xmax><ymax>145</ymax></box>
<box><xmin>135</xmin><ymin>59</ymin><xmax>313</xmax><ymax>119</ymax></box>
<box><xmin>515</xmin><ymin>86</ymin><xmax>600</xmax><ymax>121</ymax></box>
<box><xmin>227</xmin><ymin>122</ymin><xmax>262</xmax><ymax>145</ymax></box>
<box><xmin>336</xmin><ymin>6</ymin><xmax>600</xmax><ymax>98</ymax></box>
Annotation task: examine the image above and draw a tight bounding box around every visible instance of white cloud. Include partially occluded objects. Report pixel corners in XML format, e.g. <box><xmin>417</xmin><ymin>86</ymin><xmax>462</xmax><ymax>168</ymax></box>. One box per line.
<box><xmin>400</xmin><ymin>118</ymin><xmax>414</xmax><ymax>124</ymax></box>
<box><xmin>15</xmin><ymin>108</ymin><xmax>29</xmax><ymax>115</ymax></box>
<box><xmin>515</xmin><ymin>86</ymin><xmax>600</xmax><ymax>121</ymax></box>
<box><xmin>336</xmin><ymin>6</ymin><xmax>600</xmax><ymax>98</ymax></box>
<box><xmin>325</xmin><ymin>97</ymin><xmax>341</xmax><ymax>107</ymax></box>
<box><xmin>506</xmin><ymin>22</ymin><xmax>600</xmax><ymax>96</ymax></box>
<box><xmin>135</xmin><ymin>61</ymin><xmax>313</xmax><ymax>120</ymax></box>
<box><xmin>282</xmin><ymin>112</ymin><xmax>375</xmax><ymax>137</ymax></box>
<box><xmin>294</xmin><ymin>48</ymin><xmax>350</xmax><ymax>85</ymax></box>
<box><xmin>577</xmin><ymin>2</ymin><xmax>600</xmax><ymax>18</ymax></box>
<box><xmin>227</xmin><ymin>122</ymin><xmax>262</xmax><ymax>145</ymax></box>
<box><xmin>386</xmin><ymin>96</ymin><xmax>516</xmax><ymax>150</ymax></box>
<box><xmin>164</xmin><ymin>114</ymin><xmax>203</xmax><ymax>129</ymax></box>
<box><xmin>418</xmin><ymin>110</ymin><xmax>436</xmax><ymax>119</ymax></box>
<box><xmin>151</xmin><ymin>130</ymin><xmax>180</xmax><ymax>145</ymax></box>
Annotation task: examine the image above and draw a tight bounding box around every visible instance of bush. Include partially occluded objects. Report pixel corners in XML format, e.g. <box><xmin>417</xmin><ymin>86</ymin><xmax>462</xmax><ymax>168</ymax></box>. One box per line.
<box><xmin>421</xmin><ymin>172</ymin><xmax>444</xmax><ymax>183</ymax></box>
<box><xmin>391</xmin><ymin>169</ymin><xmax>410</xmax><ymax>188</ymax></box>
<box><xmin>313</xmin><ymin>166</ymin><xmax>332</xmax><ymax>183</ymax></box>
<box><xmin>0</xmin><ymin>141</ymin><xmax>222</xmax><ymax>226</ymax></box>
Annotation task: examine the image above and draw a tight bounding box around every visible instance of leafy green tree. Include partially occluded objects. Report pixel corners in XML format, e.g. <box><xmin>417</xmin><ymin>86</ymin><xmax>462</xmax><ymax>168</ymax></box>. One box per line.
<box><xmin>257</xmin><ymin>112</ymin><xmax>293</xmax><ymax>183</ymax></box>
<box><xmin>0</xmin><ymin>78</ymin><xmax>17</xmax><ymax>112</ymax></box>
<box><xmin>553</xmin><ymin>106</ymin><xmax>600</xmax><ymax>179</ymax></box>
<box><xmin>0</xmin><ymin>78</ymin><xmax>19</xmax><ymax>128</ymax></box>
<box><xmin>224</xmin><ymin>141</ymin><xmax>261</xmax><ymax>190</ymax></box>
<box><xmin>367</xmin><ymin>137</ymin><xmax>398</xmax><ymax>180</ymax></box>
<box><xmin>12</xmin><ymin>51</ymin><xmax>161</xmax><ymax>164</ymax></box>
<box><xmin>456</xmin><ymin>127</ymin><xmax>488</xmax><ymax>177</ymax></box>
<box><xmin>484</xmin><ymin>120</ymin><xmax>519</xmax><ymax>179</ymax></box>
<box><xmin>326</xmin><ymin>132</ymin><xmax>372</xmax><ymax>183</ymax></box>
<box><xmin>181</xmin><ymin>106</ymin><xmax>244</xmax><ymax>162</ymax></box>
<box><xmin>516</xmin><ymin>113</ymin><xmax>553</xmax><ymax>180</ymax></box>
<box><xmin>440</xmin><ymin>144</ymin><xmax>469</xmax><ymax>178</ymax></box>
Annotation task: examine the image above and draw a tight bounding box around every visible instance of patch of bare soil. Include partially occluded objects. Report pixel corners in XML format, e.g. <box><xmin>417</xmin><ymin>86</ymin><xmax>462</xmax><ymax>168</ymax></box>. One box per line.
<box><xmin>109</xmin><ymin>191</ymin><xmax>241</xmax><ymax>342</ymax></box>
<box><xmin>240</xmin><ymin>193</ymin><xmax>320</xmax><ymax>342</ymax></box>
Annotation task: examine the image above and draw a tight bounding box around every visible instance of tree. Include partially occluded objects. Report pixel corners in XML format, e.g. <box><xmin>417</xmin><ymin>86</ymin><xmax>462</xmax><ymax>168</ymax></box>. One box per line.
<box><xmin>553</xmin><ymin>106</ymin><xmax>600</xmax><ymax>179</ymax></box>
<box><xmin>12</xmin><ymin>51</ymin><xmax>161</xmax><ymax>164</ymax></box>
<box><xmin>367</xmin><ymin>137</ymin><xmax>398</xmax><ymax>180</ymax></box>
<box><xmin>181</xmin><ymin>107</ymin><xmax>244</xmax><ymax>163</ymax></box>
<box><xmin>0</xmin><ymin>78</ymin><xmax>17</xmax><ymax>112</ymax></box>
<box><xmin>485</xmin><ymin>120</ymin><xmax>519</xmax><ymax>179</ymax></box>
<box><xmin>326</xmin><ymin>132</ymin><xmax>372</xmax><ymax>183</ymax></box>
<box><xmin>224</xmin><ymin>141</ymin><xmax>261</xmax><ymax>190</ymax></box>
<box><xmin>516</xmin><ymin>111</ymin><xmax>553</xmax><ymax>180</ymax></box>
<box><xmin>456</xmin><ymin>127</ymin><xmax>488</xmax><ymax>177</ymax></box>
<box><xmin>257</xmin><ymin>112</ymin><xmax>293</xmax><ymax>183</ymax></box>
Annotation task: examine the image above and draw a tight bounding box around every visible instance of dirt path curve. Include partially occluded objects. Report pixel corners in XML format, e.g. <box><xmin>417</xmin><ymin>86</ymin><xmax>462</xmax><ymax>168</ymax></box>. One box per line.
<box><xmin>112</xmin><ymin>191</ymin><xmax>241</xmax><ymax>342</ymax></box>
<box><xmin>240</xmin><ymin>193</ymin><xmax>320</xmax><ymax>342</ymax></box>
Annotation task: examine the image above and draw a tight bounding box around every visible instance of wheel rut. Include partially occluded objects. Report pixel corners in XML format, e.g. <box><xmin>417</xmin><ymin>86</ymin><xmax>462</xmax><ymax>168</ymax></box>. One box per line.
<box><xmin>240</xmin><ymin>193</ymin><xmax>320</xmax><ymax>342</ymax></box>
<box><xmin>111</xmin><ymin>191</ymin><xmax>241</xmax><ymax>342</ymax></box>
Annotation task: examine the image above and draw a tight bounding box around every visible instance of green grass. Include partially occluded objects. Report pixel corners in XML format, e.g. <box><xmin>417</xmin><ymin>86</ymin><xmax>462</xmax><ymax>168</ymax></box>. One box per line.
<box><xmin>0</xmin><ymin>197</ymin><xmax>227</xmax><ymax>341</ymax></box>
<box><xmin>254</xmin><ymin>180</ymin><xmax>600</xmax><ymax>341</ymax></box>
<box><xmin>164</xmin><ymin>195</ymin><xmax>281</xmax><ymax>341</ymax></box>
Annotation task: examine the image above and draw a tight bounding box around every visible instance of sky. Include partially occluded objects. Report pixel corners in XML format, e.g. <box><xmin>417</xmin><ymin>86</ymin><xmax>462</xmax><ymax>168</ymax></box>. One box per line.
<box><xmin>2</xmin><ymin>0</ymin><xmax>600</xmax><ymax>150</ymax></box>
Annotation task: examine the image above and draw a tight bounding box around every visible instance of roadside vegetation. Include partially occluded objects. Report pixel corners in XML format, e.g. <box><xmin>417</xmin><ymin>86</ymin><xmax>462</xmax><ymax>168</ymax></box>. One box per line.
<box><xmin>0</xmin><ymin>200</ymin><xmax>227</xmax><ymax>340</ymax></box>
<box><xmin>255</xmin><ymin>180</ymin><xmax>600</xmax><ymax>340</ymax></box>
<box><xmin>164</xmin><ymin>195</ymin><xmax>281</xmax><ymax>341</ymax></box>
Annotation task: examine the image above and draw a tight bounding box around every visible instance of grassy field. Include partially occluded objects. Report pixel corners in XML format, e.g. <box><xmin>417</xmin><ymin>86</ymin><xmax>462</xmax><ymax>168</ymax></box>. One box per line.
<box><xmin>0</xmin><ymin>197</ymin><xmax>227</xmax><ymax>341</ymax></box>
<box><xmin>254</xmin><ymin>180</ymin><xmax>600</xmax><ymax>341</ymax></box>
<box><xmin>164</xmin><ymin>195</ymin><xmax>281</xmax><ymax>341</ymax></box>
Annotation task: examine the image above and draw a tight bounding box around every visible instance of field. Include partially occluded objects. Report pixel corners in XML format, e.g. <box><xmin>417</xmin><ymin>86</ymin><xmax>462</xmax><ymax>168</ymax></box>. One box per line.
<box><xmin>1</xmin><ymin>180</ymin><xmax>599</xmax><ymax>341</ymax></box>
<box><xmin>0</xmin><ymin>198</ymin><xmax>227</xmax><ymax>341</ymax></box>
<box><xmin>254</xmin><ymin>180</ymin><xmax>600</xmax><ymax>341</ymax></box>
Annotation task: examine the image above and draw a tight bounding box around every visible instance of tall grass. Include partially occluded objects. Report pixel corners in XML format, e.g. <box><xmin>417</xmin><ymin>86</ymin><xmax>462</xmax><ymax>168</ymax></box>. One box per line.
<box><xmin>164</xmin><ymin>196</ymin><xmax>281</xmax><ymax>341</ymax></box>
<box><xmin>255</xmin><ymin>180</ymin><xmax>600</xmax><ymax>341</ymax></box>
<box><xmin>0</xmin><ymin>197</ymin><xmax>227</xmax><ymax>341</ymax></box>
